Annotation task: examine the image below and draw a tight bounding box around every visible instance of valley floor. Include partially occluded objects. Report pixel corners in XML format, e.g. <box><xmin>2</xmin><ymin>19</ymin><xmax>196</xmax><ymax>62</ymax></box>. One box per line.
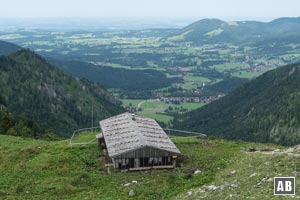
<box><xmin>0</xmin><ymin>133</ymin><xmax>296</xmax><ymax>200</ymax></box>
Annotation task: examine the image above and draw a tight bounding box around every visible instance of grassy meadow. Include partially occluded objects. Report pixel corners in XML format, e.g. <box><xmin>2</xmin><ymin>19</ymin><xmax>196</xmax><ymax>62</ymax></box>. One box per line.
<box><xmin>0</xmin><ymin>133</ymin><xmax>283</xmax><ymax>200</ymax></box>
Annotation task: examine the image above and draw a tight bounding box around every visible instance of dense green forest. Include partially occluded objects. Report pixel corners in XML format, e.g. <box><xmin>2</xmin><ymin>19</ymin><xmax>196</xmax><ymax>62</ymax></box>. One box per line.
<box><xmin>0</xmin><ymin>96</ymin><xmax>54</xmax><ymax>139</ymax></box>
<box><xmin>206</xmin><ymin>77</ymin><xmax>249</xmax><ymax>94</ymax></box>
<box><xmin>0</xmin><ymin>40</ymin><xmax>20</xmax><ymax>55</ymax></box>
<box><xmin>0</xmin><ymin>49</ymin><xmax>124</xmax><ymax>137</ymax></box>
<box><xmin>174</xmin><ymin>63</ymin><xmax>300</xmax><ymax>145</ymax></box>
<box><xmin>49</xmin><ymin>59</ymin><xmax>182</xmax><ymax>91</ymax></box>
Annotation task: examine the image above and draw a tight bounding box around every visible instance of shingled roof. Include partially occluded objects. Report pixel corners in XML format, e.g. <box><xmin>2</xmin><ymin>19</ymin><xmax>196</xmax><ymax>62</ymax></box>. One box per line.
<box><xmin>99</xmin><ymin>112</ymin><xmax>181</xmax><ymax>158</ymax></box>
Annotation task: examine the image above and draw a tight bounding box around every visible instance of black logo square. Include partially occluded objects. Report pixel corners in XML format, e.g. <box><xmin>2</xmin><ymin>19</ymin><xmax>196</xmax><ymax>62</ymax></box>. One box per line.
<box><xmin>274</xmin><ymin>177</ymin><xmax>295</xmax><ymax>195</ymax></box>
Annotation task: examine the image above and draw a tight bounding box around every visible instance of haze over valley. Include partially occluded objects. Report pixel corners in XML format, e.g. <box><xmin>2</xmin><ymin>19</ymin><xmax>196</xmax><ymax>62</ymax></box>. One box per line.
<box><xmin>2</xmin><ymin>17</ymin><xmax>300</xmax><ymax>127</ymax></box>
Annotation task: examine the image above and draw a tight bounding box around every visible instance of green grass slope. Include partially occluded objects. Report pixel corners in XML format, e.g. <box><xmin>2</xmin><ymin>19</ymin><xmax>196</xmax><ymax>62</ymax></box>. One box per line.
<box><xmin>0</xmin><ymin>134</ymin><xmax>280</xmax><ymax>200</ymax></box>
<box><xmin>174</xmin><ymin>63</ymin><xmax>300</xmax><ymax>145</ymax></box>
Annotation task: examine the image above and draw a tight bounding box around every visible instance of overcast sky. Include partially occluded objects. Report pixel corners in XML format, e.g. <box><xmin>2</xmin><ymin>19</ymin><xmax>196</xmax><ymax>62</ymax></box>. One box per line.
<box><xmin>1</xmin><ymin>0</ymin><xmax>299</xmax><ymax>20</ymax></box>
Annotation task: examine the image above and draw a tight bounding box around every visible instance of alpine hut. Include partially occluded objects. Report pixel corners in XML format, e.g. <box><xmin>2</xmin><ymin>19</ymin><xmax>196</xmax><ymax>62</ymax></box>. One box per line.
<box><xmin>98</xmin><ymin>112</ymin><xmax>182</xmax><ymax>170</ymax></box>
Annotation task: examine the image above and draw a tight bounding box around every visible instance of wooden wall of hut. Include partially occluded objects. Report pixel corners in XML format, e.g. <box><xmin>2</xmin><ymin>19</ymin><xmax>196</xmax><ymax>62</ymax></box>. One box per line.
<box><xmin>111</xmin><ymin>147</ymin><xmax>179</xmax><ymax>170</ymax></box>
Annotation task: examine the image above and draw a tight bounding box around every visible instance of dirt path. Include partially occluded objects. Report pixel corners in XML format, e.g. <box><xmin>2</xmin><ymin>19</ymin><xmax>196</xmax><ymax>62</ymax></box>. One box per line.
<box><xmin>243</xmin><ymin>145</ymin><xmax>300</xmax><ymax>157</ymax></box>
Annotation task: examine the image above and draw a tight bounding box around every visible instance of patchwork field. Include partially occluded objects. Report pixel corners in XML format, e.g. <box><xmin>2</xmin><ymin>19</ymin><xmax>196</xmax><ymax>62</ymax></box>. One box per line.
<box><xmin>121</xmin><ymin>99</ymin><xmax>206</xmax><ymax>125</ymax></box>
<box><xmin>3</xmin><ymin>29</ymin><xmax>300</xmax><ymax>101</ymax></box>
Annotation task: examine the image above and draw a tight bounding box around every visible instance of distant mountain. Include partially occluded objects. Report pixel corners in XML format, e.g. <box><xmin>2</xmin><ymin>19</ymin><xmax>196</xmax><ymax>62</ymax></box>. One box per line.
<box><xmin>0</xmin><ymin>40</ymin><xmax>20</xmax><ymax>55</ymax></box>
<box><xmin>163</xmin><ymin>17</ymin><xmax>300</xmax><ymax>45</ymax></box>
<box><xmin>174</xmin><ymin>63</ymin><xmax>300</xmax><ymax>145</ymax></box>
<box><xmin>0</xmin><ymin>49</ymin><xmax>124</xmax><ymax>137</ymax></box>
<box><xmin>49</xmin><ymin>59</ymin><xmax>182</xmax><ymax>91</ymax></box>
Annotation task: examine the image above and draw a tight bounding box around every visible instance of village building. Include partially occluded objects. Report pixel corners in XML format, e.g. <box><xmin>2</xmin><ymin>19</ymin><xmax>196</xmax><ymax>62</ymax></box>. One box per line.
<box><xmin>97</xmin><ymin>112</ymin><xmax>182</xmax><ymax>171</ymax></box>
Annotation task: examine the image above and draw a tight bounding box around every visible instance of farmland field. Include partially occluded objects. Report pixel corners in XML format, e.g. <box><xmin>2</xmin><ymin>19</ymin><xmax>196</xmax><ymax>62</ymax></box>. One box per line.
<box><xmin>4</xmin><ymin>30</ymin><xmax>300</xmax><ymax>94</ymax></box>
<box><xmin>2</xmin><ymin>28</ymin><xmax>300</xmax><ymax>123</ymax></box>
<box><xmin>122</xmin><ymin>99</ymin><xmax>206</xmax><ymax>125</ymax></box>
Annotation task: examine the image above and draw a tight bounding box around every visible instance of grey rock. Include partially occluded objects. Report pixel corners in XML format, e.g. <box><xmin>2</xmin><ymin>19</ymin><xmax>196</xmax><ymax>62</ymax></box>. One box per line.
<box><xmin>123</xmin><ymin>183</ymin><xmax>131</xmax><ymax>187</ymax></box>
<box><xmin>187</xmin><ymin>191</ymin><xmax>193</xmax><ymax>196</ymax></box>
<box><xmin>129</xmin><ymin>190</ymin><xmax>136</xmax><ymax>196</ymax></box>
<box><xmin>267</xmin><ymin>177</ymin><xmax>273</xmax><ymax>182</ymax></box>
<box><xmin>227</xmin><ymin>170</ymin><xmax>236</xmax><ymax>176</ymax></box>
<box><xmin>207</xmin><ymin>185</ymin><xmax>218</xmax><ymax>191</ymax></box>
<box><xmin>249</xmin><ymin>173</ymin><xmax>258</xmax><ymax>178</ymax></box>
<box><xmin>292</xmin><ymin>171</ymin><xmax>297</xmax><ymax>176</ymax></box>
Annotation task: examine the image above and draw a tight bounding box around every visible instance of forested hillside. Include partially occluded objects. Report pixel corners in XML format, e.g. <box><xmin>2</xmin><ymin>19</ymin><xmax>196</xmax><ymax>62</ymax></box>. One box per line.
<box><xmin>206</xmin><ymin>77</ymin><xmax>249</xmax><ymax>94</ymax></box>
<box><xmin>0</xmin><ymin>49</ymin><xmax>124</xmax><ymax>137</ymax></box>
<box><xmin>0</xmin><ymin>96</ymin><xmax>51</xmax><ymax>139</ymax></box>
<box><xmin>174</xmin><ymin>63</ymin><xmax>300</xmax><ymax>145</ymax></box>
<box><xmin>49</xmin><ymin>59</ymin><xmax>182</xmax><ymax>91</ymax></box>
<box><xmin>0</xmin><ymin>40</ymin><xmax>20</xmax><ymax>55</ymax></box>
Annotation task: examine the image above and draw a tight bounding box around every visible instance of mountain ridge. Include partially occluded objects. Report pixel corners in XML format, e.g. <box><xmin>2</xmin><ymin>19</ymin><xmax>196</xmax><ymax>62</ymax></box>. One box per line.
<box><xmin>173</xmin><ymin>63</ymin><xmax>300</xmax><ymax>145</ymax></box>
<box><xmin>0</xmin><ymin>40</ymin><xmax>21</xmax><ymax>55</ymax></box>
<box><xmin>0</xmin><ymin>49</ymin><xmax>124</xmax><ymax>137</ymax></box>
<box><xmin>163</xmin><ymin>17</ymin><xmax>300</xmax><ymax>45</ymax></box>
<box><xmin>48</xmin><ymin>59</ymin><xmax>182</xmax><ymax>92</ymax></box>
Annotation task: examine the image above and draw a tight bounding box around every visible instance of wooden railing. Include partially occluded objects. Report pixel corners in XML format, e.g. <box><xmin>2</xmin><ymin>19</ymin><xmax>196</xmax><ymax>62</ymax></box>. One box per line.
<box><xmin>69</xmin><ymin>126</ymin><xmax>101</xmax><ymax>147</ymax></box>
